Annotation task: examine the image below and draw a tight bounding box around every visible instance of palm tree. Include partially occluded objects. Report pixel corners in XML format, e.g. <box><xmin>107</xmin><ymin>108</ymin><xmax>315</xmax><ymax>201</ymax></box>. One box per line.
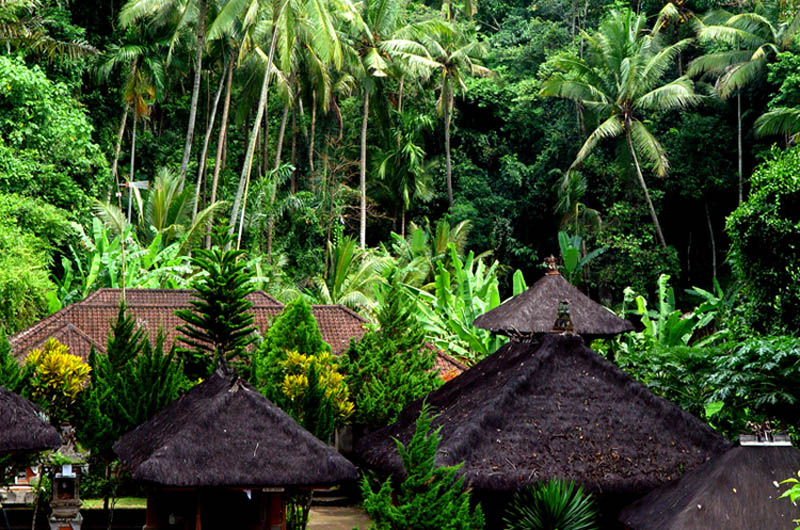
<box><xmin>217</xmin><ymin>0</ymin><xmax>342</xmax><ymax>247</ymax></box>
<box><xmin>120</xmin><ymin>0</ymin><xmax>212</xmax><ymax>190</ymax></box>
<box><xmin>313</xmin><ymin>236</ymin><xmax>390</xmax><ymax>314</ymax></box>
<box><xmin>423</xmin><ymin>23</ymin><xmax>490</xmax><ymax>208</ymax></box>
<box><xmin>540</xmin><ymin>8</ymin><xmax>700</xmax><ymax>248</ymax></box>
<box><xmin>688</xmin><ymin>7</ymin><xmax>800</xmax><ymax>203</ymax></box>
<box><xmin>376</xmin><ymin>110</ymin><xmax>435</xmax><ymax>237</ymax></box>
<box><xmin>0</xmin><ymin>0</ymin><xmax>97</xmax><ymax>60</ymax></box>
<box><xmin>96</xmin><ymin>25</ymin><xmax>167</xmax><ymax>204</ymax></box>
<box><xmin>339</xmin><ymin>0</ymin><xmax>443</xmax><ymax>247</ymax></box>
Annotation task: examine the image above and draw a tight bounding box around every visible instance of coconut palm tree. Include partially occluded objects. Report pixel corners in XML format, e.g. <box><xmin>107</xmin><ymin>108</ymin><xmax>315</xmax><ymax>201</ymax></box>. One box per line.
<box><xmin>120</xmin><ymin>0</ymin><xmax>212</xmax><ymax>190</ymax></box>
<box><xmin>540</xmin><ymin>8</ymin><xmax>700</xmax><ymax>248</ymax></box>
<box><xmin>338</xmin><ymin>0</ymin><xmax>444</xmax><ymax>247</ymax></box>
<box><xmin>423</xmin><ymin>24</ymin><xmax>490</xmax><ymax>208</ymax></box>
<box><xmin>97</xmin><ymin>25</ymin><xmax>167</xmax><ymax>204</ymax></box>
<box><xmin>688</xmin><ymin>6</ymin><xmax>800</xmax><ymax>203</ymax></box>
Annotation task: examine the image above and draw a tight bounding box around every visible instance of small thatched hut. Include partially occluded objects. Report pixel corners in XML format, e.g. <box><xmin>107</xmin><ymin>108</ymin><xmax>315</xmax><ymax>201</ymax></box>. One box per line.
<box><xmin>619</xmin><ymin>435</ymin><xmax>800</xmax><ymax>529</ymax></box>
<box><xmin>473</xmin><ymin>257</ymin><xmax>633</xmax><ymax>340</ymax></box>
<box><xmin>0</xmin><ymin>386</ymin><xmax>61</xmax><ymax>454</ymax></box>
<box><xmin>114</xmin><ymin>371</ymin><xmax>358</xmax><ymax>530</ymax></box>
<box><xmin>356</xmin><ymin>334</ymin><xmax>730</xmax><ymax>522</ymax></box>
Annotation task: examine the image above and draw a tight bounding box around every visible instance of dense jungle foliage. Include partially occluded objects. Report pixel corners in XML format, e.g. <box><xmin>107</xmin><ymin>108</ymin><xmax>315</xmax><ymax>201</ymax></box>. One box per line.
<box><xmin>1</xmin><ymin>0</ymin><xmax>800</xmax><ymax>505</ymax></box>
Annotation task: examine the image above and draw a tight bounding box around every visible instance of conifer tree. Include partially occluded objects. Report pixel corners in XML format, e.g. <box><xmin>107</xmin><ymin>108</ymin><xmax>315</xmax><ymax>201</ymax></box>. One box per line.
<box><xmin>175</xmin><ymin>232</ymin><xmax>257</xmax><ymax>378</ymax></box>
<box><xmin>361</xmin><ymin>403</ymin><xmax>484</xmax><ymax>530</ymax></box>
<box><xmin>343</xmin><ymin>278</ymin><xmax>440</xmax><ymax>430</ymax></box>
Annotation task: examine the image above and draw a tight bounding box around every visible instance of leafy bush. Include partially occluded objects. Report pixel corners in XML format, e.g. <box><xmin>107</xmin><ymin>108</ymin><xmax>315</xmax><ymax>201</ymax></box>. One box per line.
<box><xmin>253</xmin><ymin>297</ymin><xmax>331</xmax><ymax>400</ymax></box>
<box><xmin>0</xmin><ymin>56</ymin><xmax>108</xmax><ymax>209</ymax></box>
<box><xmin>779</xmin><ymin>470</ymin><xmax>800</xmax><ymax>530</ymax></box>
<box><xmin>726</xmin><ymin>145</ymin><xmax>800</xmax><ymax>334</ymax></box>
<box><xmin>25</xmin><ymin>338</ymin><xmax>91</xmax><ymax>424</ymax></box>
<box><xmin>343</xmin><ymin>278</ymin><xmax>441</xmax><ymax>430</ymax></box>
<box><xmin>0</xmin><ymin>329</ymin><xmax>30</xmax><ymax>394</ymax></box>
<box><xmin>360</xmin><ymin>403</ymin><xmax>484</xmax><ymax>530</ymax></box>
<box><xmin>279</xmin><ymin>351</ymin><xmax>353</xmax><ymax>441</ymax></box>
<box><xmin>503</xmin><ymin>478</ymin><xmax>598</xmax><ymax>530</ymax></box>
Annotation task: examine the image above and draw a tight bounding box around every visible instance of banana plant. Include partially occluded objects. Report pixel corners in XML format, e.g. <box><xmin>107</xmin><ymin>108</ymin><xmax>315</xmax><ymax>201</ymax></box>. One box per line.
<box><xmin>410</xmin><ymin>244</ymin><xmax>504</xmax><ymax>362</ymax></box>
<box><xmin>623</xmin><ymin>274</ymin><xmax>697</xmax><ymax>348</ymax></box>
<box><xmin>557</xmin><ymin>231</ymin><xmax>606</xmax><ymax>286</ymax></box>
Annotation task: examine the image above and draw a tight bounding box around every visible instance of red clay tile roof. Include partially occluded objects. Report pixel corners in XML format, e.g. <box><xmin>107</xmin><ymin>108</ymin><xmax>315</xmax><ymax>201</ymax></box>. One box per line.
<box><xmin>10</xmin><ymin>289</ymin><xmax>366</xmax><ymax>361</ymax></box>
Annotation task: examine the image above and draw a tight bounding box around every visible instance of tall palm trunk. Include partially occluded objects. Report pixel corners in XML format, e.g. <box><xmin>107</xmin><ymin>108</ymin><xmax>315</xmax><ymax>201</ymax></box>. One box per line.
<box><xmin>206</xmin><ymin>58</ymin><xmax>233</xmax><ymax>249</ymax></box>
<box><xmin>359</xmin><ymin>90</ymin><xmax>370</xmax><ymax>248</ymax></box>
<box><xmin>230</xmin><ymin>22</ymin><xmax>281</xmax><ymax>248</ymax></box>
<box><xmin>128</xmin><ymin>116</ymin><xmax>137</xmax><ymax>223</ymax></box>
<box><xmin>192</xmin><ymin>61</ymin><xmax>227</xmax><ymax>221</ymax></box>
<box><xmin>737</xmin><ymin>90</ymin><xmax>743</xmax><ymax>204</ymax></box>
<box><xmin>444</xmin><ymin>81</ymin><xmax>454</xmax><ymax>208</ymax></box>
<box><xmin>274</xmin><ymin>103</ymin><xmax>290</xmax><ymax>169</ymax></box>
<box><xmin>111</xmin><ymin>106</ymin><xmax>129</xmax><ymax>208</ymax></box>
<box><xmin>179</xmin><ymin>0</ymin><xmax>207</xmax><ymax>190</ymax></box>
<box><xmin>265</xmin><ymin>103</ymin><xmax>291</xmax><ymax>263</ymax></box>
<box><xmin>309</xmin><ymin>91</ymin><xmax>317</xmax><ymax>175</ymax></box>
<box><xmin>625</xmin><ymin>127</ymin><xmax>667</xmax><ymax>248</ymax></box>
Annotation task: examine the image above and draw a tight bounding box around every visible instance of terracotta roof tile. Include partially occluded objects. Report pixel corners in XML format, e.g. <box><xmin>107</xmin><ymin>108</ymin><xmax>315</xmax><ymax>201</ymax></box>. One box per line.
<box><xmin>10</xmin><ymin>289</ymin><xmax>366</xmax><ymax>361</ymax></box>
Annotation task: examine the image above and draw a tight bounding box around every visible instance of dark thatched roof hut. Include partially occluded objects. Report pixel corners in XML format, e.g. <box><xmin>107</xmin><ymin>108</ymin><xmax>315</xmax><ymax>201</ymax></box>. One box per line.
<box><xmin>114</xmin><ymin>371</ymin><xmax>357</xmax><ymax>487</ymax></box>
<box><xmin>619</xmin><ymin>438</ymin><xmax>800</xmax><ymax>530</ymax></box>
<box><xmin>357</xmin><ymin>335</ymin><xmax>729</xmax><ymax>520</ymax></box>
<box><xmin>473</xmin><ymin>260</ymin><xmax>633</xmax><ymax>339</ymax></box>
<box><xmin>0</xmin><ymin>386</ymin><xmax>61</xmax><ymax>454</ymax></box>
<box><xmin>114</xmin><ymin>372</ymin><xmax>358</xmax><ymax>530</ymax></box>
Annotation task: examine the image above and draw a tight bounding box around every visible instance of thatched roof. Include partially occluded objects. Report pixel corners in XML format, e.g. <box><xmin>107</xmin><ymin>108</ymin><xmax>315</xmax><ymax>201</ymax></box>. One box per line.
<box><xmin>113</xmin><ymin>371</ymin><xmax>358</xmax><ymax>487</ymax></box>
<box><xmin>10</xmin><ymin>288</ymin><xmax>367</xmax><ymax>360</ymax></box>
<box><xmin>0</xmin><ymin>386</ymin><xmax>61</xmax><ymax>453</ymax></box>
<box><xmin>356</xmin><ymin>334</ymin><xmax>729</xmax><ymax>496</ymax></box>
<box><xmin>473</xmin><ymin>269</ymin><xmax>633</xmax><ymax>338</ymax></box>
<box><xmin>619</xmin><ymin>442</ymin><xmax>800</xmax><ymax>529</ymax></box>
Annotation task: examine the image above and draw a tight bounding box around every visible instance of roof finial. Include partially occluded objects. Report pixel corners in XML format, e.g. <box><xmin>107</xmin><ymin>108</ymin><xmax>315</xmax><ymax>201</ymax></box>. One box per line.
<box><xmin>545</xmin><ymin>255</ymin><xmax>560</xmax><ymax>275</ymax></box>
<box><xmin>551</xmin><ymin>300</ymin><xmax>574</xmax><ymax>334</ymax></box>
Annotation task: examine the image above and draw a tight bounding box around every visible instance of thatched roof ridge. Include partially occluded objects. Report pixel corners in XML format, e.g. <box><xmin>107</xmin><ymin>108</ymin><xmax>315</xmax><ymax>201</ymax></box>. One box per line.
<box><xmin>619</xmin><ymin>444</ymin><xmax>800</xmax><ymax>529</ymax></box>
<box><xmin>473</xmin><ymin>272</ymin><xmax>633</xmax><ymax>338</ymax></box>
<box><xmin>0</xmin><ymin>386</ymin><xmax>61</xmax><ymax>453</ymax></box>
<box><xmin>113</xmin><ymin>372</ymin><xmax>358</xmax><ymax>487</ymax></box>
<box><xmin>357</xmin><ymin>334</ymin><xmax>729</xmax><ymax>495</ymax></box>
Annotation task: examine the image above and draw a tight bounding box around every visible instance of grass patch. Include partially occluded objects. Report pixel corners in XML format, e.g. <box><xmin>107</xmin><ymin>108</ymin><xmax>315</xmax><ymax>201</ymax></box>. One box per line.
<box><xmin>82</xmin><ymin>497</ymin><xmax>146</xmax><ymax>510</ymax></box>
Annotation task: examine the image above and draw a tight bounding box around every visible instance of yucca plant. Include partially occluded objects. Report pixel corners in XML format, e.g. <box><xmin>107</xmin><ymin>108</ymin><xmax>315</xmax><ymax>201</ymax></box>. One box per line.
<box><xmin>504</xmin><ymin>479</ymin><xmax>598</xmax><ymax>530</ymax></box>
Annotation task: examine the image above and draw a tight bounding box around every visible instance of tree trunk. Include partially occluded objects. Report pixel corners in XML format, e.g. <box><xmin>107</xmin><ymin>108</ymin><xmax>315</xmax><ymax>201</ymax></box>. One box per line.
<box><xmin>625</xmin><ymin>128</ymin><xmax>667</xmax><ymax>248</ymax></box>
<box><xmin>111</xmin><ymin>106</ymin><xmax>129</xmax><ymax>209</ymax></box>
<box><xmin>291</xmin><ymin>107</ymin><xmax>297</xmax><ymax>193</ymax></box>
<box><xmin>309</xmin><ymin>91</ymin><xmax>317</xmax><ymax>176</ymax></box>
<box><xmin>179</xmin><ymin>0</ymin><xmax>207</xmax><ymax>190</ymax></box>
<box><xmin>230</xmin><ymin>22</ymin><xmax>281</xmax><ymax>248</ymax></box>
<box><xmin>206</xmin><ymin>58</ymin><xmax>233</xmax><ymax>249</ymax></box>
<box><xmin>274</xmin><ymin>103</ymin><xmax>290</xmax><ymax>170</ymax></box>
<box><xmin>444</xmin><ymin>81</ymin><xmax>454</xmax><ymax>209</ymax></box>
<box><xmin>193</xmin><ymin>61</ymin><xmax>227</xmax><ymax>221</ymax></box>
<box><xmin>359</xmin><ymin>90</ymin><xmax>370</xmax><ymax>248</ymax></box>
<box><xmin>705</xmin><ymin>201</ymin><xmax>717</xmax><ymax>281</ymax></box>
<box><xmin>397</xmin><ymin>75</ymin><xmax>404</xmax><ymax>114</ymax></box>
<box><xmin>737</xmin><ymin>89</ymin><xmax>743</xmax><ymax>204</ymax></box>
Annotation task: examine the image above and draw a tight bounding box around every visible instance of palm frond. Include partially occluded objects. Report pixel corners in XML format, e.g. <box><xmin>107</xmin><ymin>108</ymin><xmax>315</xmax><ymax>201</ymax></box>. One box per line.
<box><xmin>717</xmin><ymin>57</ymin><xmax>766</xmax><ymax>98</ymax></box>
<box><xmin>635</xmin><ymin>77</ymin><xmax>702</xmax><ymax>111</ymax></box>
<box><xmin>754</xmin><ymin>107</ymin><xmax>800</xmax><ymax>138</ymax></box>
<box><xmin>630</xmin><ymin>118</ymin><xmax>668</xmax><ymax>177</ymax></box>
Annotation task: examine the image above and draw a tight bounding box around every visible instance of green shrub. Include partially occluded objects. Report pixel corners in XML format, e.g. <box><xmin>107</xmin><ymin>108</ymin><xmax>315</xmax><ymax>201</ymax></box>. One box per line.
<box><xmin>361</xmin><ymin>403</ymin><xmax>484</xmax><ymax>530</ymax></box>
<box><xmin>343</xmin><ymin>278</ymin><xmax>441</xmax><ymax>430</ymax></box>
<box><xmin>726</xmin><ymin>146</ymin><xmax>800</xmax><ymax>334</ymax></box>
<box><xmin>503</xmin><ymin>479</ymin><xmax>598</xmax><ymax>530</ymax></box>
<box><xmin>252</xmin><ymin>297</ymin><xmax>331</xmax><ymax>401</ymax></box>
